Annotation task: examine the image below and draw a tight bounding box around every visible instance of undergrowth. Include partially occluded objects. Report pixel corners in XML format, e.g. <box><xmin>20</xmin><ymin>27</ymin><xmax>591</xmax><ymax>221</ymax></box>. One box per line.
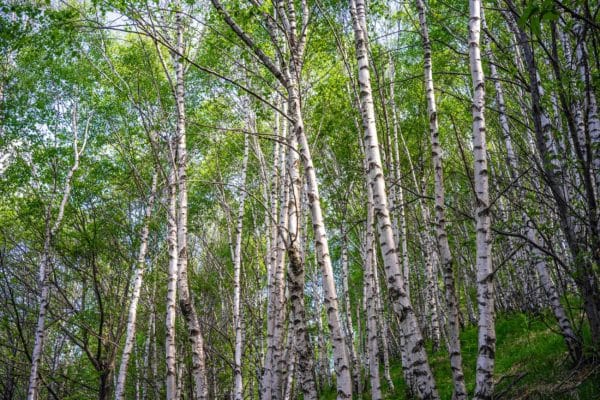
<box><xmin>321</xmin><ymin>312</ymin><xmax>599</xmax><ymax>399</ymax></box>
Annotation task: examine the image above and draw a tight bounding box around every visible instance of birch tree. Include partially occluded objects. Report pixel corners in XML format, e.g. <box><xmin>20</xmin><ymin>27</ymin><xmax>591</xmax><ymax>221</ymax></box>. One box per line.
<box><xmin>349</xmin><ymin>0</ymin><xmax>439</xmax><ymax>397</ymax></box>
<box><xmin>468</xmin><ymin>1</ymin><xmax>495</xmax><ymax>398</ymax></box>
<box><xmin>414</xmin><ymin>0</ymin><xmax>467</xmax><ymax>396</ymax></box>
<box><xmin>114</xmin><ymin>172</ymin><xmax>158</xmax><ymax>400</ymax></box>
<box><xmin>27</xmin><ymin>109</ymin><xmax>89</xmax><ymax>400</ymax></box>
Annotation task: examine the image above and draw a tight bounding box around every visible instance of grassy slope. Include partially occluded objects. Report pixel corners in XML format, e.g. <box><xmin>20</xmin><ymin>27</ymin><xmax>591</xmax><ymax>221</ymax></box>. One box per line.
<box><xmin>322</xmin><ymin>313</ymin><xmax>599</xmax><ymax>399</ymax></box>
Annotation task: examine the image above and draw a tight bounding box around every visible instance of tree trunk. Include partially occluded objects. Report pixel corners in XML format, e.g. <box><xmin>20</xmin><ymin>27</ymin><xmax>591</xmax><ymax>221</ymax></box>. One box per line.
<box><xmin>165</xmin><ymin>159</ymin><xmax>179</xmax><ymax>400</ymax></box>
<box><xmin>414</xmin><ymin>0</ymin><xmax>467</xmax><ymax>396</ymax></box>
<box><xmin>115</xmin><ymin>173</ymin><xmax>158</xmax><ymax>400</ymax></box>
<box><xmin>364</xmin><ymin>184</ymin><xmax>382</xmax><ymax>400</ymax></box>
<box><xmin>28</xmin><ymin>120</ymin><xmax>87</xmax><ymax>400</ymax></box>
<box><xmin>505</xmin><ymin>0</ymin><xmax>600</xmax><ymax>346</ymax></box>
<box><xmin>349</xmin><ymin>0</ymin><xmax>439</xmax><ymax>398</ymax></box>
<box><xmin>482</xmin><ymin>9</ymin><xmax>582</xmax><ymax>361</ymax></box>
<box><xmin>173</xmin><ymin>11</ymin><xmax>209</xmax><ymax>399</ymax></box>
<box><xmin>232</xmin><ymin>125</ymin><xmax>250</xmax><ymax>400</ymax></box>
<box><xmin>262</xmin><ymin>102</ymin><xmax>288</xmax><ymax>400</ymax></box>
<box><xmin>341</xmin><ymin>226</ymin><xmax>361</xmax><ymax>395</ymax></box>
<box><xmin>468</xmin><ymin>1</ymin><xmax>495</xmax><ymax>398</ymax></box>
<box><xmin>285</xmin><ymin>108</ymin><xmax>317</xmax><ymax>400</ymax></box>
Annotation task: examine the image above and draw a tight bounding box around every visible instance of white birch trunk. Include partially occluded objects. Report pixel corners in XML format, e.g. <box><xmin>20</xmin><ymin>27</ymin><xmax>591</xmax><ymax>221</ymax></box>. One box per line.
<box><xmin>414</xmin><ymin>0</ymin><xmax>467</xmax><ymax>396</ymax></box>
<box><xmin>574</xmin><ymin>22</ymin><xmax>600</xmax><ymax>194</ymax></box>
<box><xmin>286</xmin><ymin>134</ymin><xmax>318</xmax><ymax>399</ymax></box>
<box><xmin>115</xmin><ymin>173</ymin><xmax>158</xmax><ymax>400</ymax></box>
<box><xmin>233</xmin><ymin>128</ymin><xmax>250</xmax><ymax>400</ymax></box>
<box><xmin>350</xmin><ymin>0</ymin><xmax>439</xmax><ymax>397</ymax></box>
<box><xmin>173</xmin><ymin>12</ymin><xmax>209</xmax><ymax>399</ymax></box>
<box><xmin>341</xmin><ymin>227</ymin><xmax>361</xmax><ymax>394</ymax></box>
<box><xmin>364</xmin><ymin>184</ymin><xmax>382</xmax><ymax>400</ymax></box>
<box><xmin>388</xmin><ymin>70</ymin><xmax>411</xmax><ymax>297</ymax></box>
<box><xmin>469</xmin><ymin>2</ymin><xmax>495</xmax><ymax>398</ymax></box>
<box><xmin>262</xmin><ymin>104</ymin><xmax>286</xmax><ymax>400</ymax></box>
<box><xmin>372</xmin><ymin>251</ymin><xmax>393</xmax><ymax>390</ymax></box>
<box><xmin>27</xmin><ymin>114</ymin><xmax>88</xmax><ymax>400</ymax></box>
<box><xmin>485</xmin><ymin>9</ymin><xmax>581</xmax><ymax>360</ymax></box>
<box><xmin>165</xmin><ymin>161</ymin><xmax>179</xmax><ymax>400</ymax></box>
<box><xmin>272</xmin><ymin>112</ymin><xmax>289</xmax><ymax>400</ymax></box>
<box><xmin>287</xmin><ymin>78</ymin><xmax>352</xmax><ymax>399</ymax></box>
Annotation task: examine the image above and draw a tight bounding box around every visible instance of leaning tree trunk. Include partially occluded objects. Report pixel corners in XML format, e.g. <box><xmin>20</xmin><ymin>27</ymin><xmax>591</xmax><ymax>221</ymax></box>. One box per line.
<box><xmin>505</xmin><ymin>0</ymin><xmax>600</xmax><ymax>346</ymax></box>
<box><xmin>388</xmin><ymin>64</ymin><xmax>411</xmax><ymax>299</ymax></box>
<box><xmin>288</xmin><ymin>80</ymin><xmax>353</xmax><ymax>398</ymax></box>
<box><xmin>349</xmin><ymin>0</ymin><xmax>439</xmax><ymax>398</ymax></box>
<box><xmin>481</xmin><ymin>9</ymin><xmax>581</xmax><ymax>361</ymax></box>
<box><xmin>115</xmin><ymin>173</ymin><xmax>158</xmax><ymax>400</ymax></box>
<box><xmin>414</xmin><ymin>0</ymin><xmax>467</xmax><ymax>397</ymax></box>
<box><xmin>285</xmin><ymin>108</ymin><xmax>318</xmax><ymax>400</ymax></box>
<box><xmin>574</xmin><ymin>20</ymin><xmax>600</xmax><ymax>194</ymax></box>
<box><xmin>372</xmin><ymin>248</ymin><xmax>393</xmax><ymax>390</ymax></box>
<box><xmin>27</xmin><ymin>118</ymin><xmax>87</xmax><ymax>400</ymax></box>
<box><xmin>173</xmin><ymin>11</ymin><xmax>209</xmax><ymax>400</ymax></box>
<box><xmin>210</xmin><ymin>0</ymin><xmax>352</xmax><ymax>395</ymax></box>
<box><xmin>468</xmin><ymin>1</ymin><xmax>495</xmax><ymax>398</ymax></box>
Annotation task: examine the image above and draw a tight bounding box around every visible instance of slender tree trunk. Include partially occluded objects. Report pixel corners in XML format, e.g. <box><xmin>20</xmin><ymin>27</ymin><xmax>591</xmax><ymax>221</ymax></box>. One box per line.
<box><xmin>388</xmin><ymin>71</ymin><xmax>411</xmax><ymax>298</ymax></box>
<box><xmin>316</xmin><ymin>294</ymin><xmax>331</xmax><ymax>391</ymax></box>
<box><xmin>278</xmin><ymin>39</ymin><xmax>353</xmax><ymax>394</ymax></box>
<box><xmin>482</xmin><ymin>10</ymin><xmax>582</xmax><ymax>361</ymax></box>
<box><xmin>115</xmin><ymin>173</ymin><xmax>158</xmax><ymax>400</ymax></box>
<box><xmin>341</xmin><ymin>226</ymin><xmax>361</xmax><ymax>395</ymax></box>
<box><xmin>469</xmin><ymin>2</ymin><xmax>495</xmax><ymax>398</ymax></box>
<box><xmin>28</xmin><ymin>120</ymin><xmax>87</xmax><ymax>400</ymax></box>
<box><xmin>285</xmin><ymin>108</ymin><xmax>317</xmax><ymax>400</ymax></box>
<box><xmin>210</xmin><ymin>0</ymin><xmax>352</xmax><ymax>395</ymax></box>
<box><xmin>165</xmin><ymin>158</ymin><xmax>179</xmax><ymax>400</ymax></box>
<box><xmin>173</xmin><ymin>12</ymin><xmax>209</xmax><ymax>399</ymax></box>
<box><xmin>372</xmin><ymin>254</ymin><xmax>393</xmax><ymax>390</ymax></box>
<box><xmin>283</xmin><ymin>351</ymin><xmax>295</xmax><ymax>400</ymax></box>
<box><xmin>414</xmin><ymin>0</ymin><xmax>467</xmax><ymax>396</ymax></box>
<box><xmin>364</xmin><ymin>184</ymin><xmax>382</xmax><ymax>400</ymax></box>
<box><xmin>506</xmin><ymin>1</ymin><xmax>600</xmax><ymax>346</ymax></box>
<box><xmin>262</xmin><ymin>103</ymin><xmax>287</xmax><ymax>400</ymax></box>
<box><xmin>574</xmin><ymin>21</ymin><xmax>600</xmax><ymax>192</ymax></box>
<box><xmin>421</xmin><ymin>227</ymin><xmax>441</xmax><ymax>351</ymax></box>
<box><xmin>233</xmin><ymin>127</ymin><xmax>250</xmax><ymax>400</ymax></box>
<box><xmin>350</xmin><ymin>0</ymin><xmax>439</xmax><ymax>398</ymax></box>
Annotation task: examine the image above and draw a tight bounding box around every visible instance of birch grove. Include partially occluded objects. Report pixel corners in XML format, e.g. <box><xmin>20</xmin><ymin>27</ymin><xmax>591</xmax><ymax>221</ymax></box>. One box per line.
<box><xmin>2</xmin><ymin>0</ymin><xmax>600</xmax><ymax>399</ymax></box>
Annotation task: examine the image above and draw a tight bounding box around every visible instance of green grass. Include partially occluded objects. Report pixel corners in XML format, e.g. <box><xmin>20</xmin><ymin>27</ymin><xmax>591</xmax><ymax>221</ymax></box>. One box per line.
<box><xmin>321</xmin><ymin>312</ymin><xmax>599</xmax><ymax>399</ymax></box>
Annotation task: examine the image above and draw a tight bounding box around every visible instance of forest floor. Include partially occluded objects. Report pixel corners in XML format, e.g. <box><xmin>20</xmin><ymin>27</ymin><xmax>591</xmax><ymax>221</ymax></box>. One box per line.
<box><xmin>322</xmin><ymin>312</ymin><xmax>600</xmax><ymax>399</ymax></box>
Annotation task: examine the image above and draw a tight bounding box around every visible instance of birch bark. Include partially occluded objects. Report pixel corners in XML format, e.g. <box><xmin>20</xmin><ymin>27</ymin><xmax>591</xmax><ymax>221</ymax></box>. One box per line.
<box><xmin>414</xmin><ymin>0</ymin><xmax>466</xmax><ymax>397</ymax></box>
<box><xmin>349</xmin><ymin>0</ymin><xmax>438</xmax><ymax>397</ymax></box>
<box><xmin>115</xmin><ymin>173</ymin><xmax>158</xmax><ymax>400</ymax></box>
<box><xmin>364</xmin><ymin>184</ymin><xmax>382</xmax><ymax>400</ymax></box>
<box><xmin>468</xmin><ymin>2</ymin><xmax>495</xmax><ymax>398</ymax></box>
<box><xmin>165</xmin><ymin>156</ymin><xmax>178</xmax><ymax>400</ymax></box>
<box><xmin>262</xmin><ymin>103</ymin><xmax>287</xmax><ymax>400</ymax></box>
<box><xmin>388</xmin><ymin>66</ymin><xmax>411</xmax><ymax>297</ymax></box>
<box><xmin>210</xmin><ymin>0</ymin><xmax>353</xmax><ymax>395</ymax></box>
<box><xmin>173</xmin><ymin>11</ymin><xmax>208</xmax><ymax>399</ymax></box>
<box><xmin>286</xmin><ymin>110</ymin><xmax>317</xmax><ymax>400</ymax></box>
<box><xmin>232</xmin><ymin>127</ymin><xmax>250</xmax><ymax>400</ymax></box>
<box><xmin>27</xmin><ymin>112</ymin><xmax>88</xmax><ymax>400</ymax></box>
<box><xmin>341</xmin><ymin>226</ymin><xmax>361</xmax><ymax>394</ymax></box>
<box><xmin>482</xmin><ymin>9</ymin><xmax>581</xmax><ymax>361</ymax></box>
